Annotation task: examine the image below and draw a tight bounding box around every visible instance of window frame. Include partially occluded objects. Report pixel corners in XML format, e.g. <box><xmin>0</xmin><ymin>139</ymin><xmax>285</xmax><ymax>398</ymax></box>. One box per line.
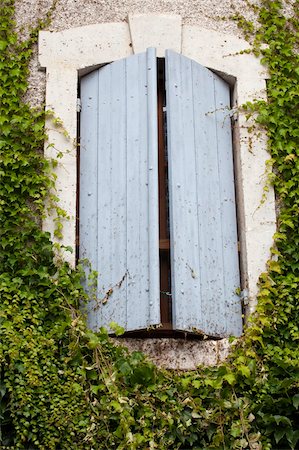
<box><xmin>38</xmin><ymin>14</ymin><xmax>276</xmax><ymax>322</ymax></box>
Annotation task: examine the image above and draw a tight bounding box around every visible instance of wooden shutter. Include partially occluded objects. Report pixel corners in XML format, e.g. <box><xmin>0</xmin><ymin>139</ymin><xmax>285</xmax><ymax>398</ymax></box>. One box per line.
<box><xmin>165</xmin><ymin>50</ymin><xmax>242</xmax><ymax>337</ymax></box>
<box><xmin>80</xmin><ymin>49</ymin><xmax>160</xmax><ymax>332</ymax></box>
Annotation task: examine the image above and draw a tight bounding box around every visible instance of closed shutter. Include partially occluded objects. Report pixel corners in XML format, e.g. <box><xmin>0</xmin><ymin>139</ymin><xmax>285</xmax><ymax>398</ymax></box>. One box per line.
<box><xmin>165</xmin><ymin>50</ymin><xmax>242</xmax><ymax>337</ymax></box>
<box><xmin>80</xmin><ymin>49</ymin><xmax>160</xmax><ymax>332</ymax></box>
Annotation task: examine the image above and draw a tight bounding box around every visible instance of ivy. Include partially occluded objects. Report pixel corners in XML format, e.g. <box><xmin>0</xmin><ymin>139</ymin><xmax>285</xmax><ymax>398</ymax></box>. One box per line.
<box><xmin>1</xmin><ymin>0</ymin><xmax>299</xmax><ymax>448</ymax></box>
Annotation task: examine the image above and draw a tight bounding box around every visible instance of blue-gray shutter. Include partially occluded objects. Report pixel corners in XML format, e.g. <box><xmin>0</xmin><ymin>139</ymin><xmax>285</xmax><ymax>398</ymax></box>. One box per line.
<box><xmin>80</xmin><ymin>49</ymin><xmax>160</xmax><ymax>332</ymax></box>
<box><xmin>165</xmin><ymin>50</ymin><xmax>242</xmax><ymax>337</ymax></box>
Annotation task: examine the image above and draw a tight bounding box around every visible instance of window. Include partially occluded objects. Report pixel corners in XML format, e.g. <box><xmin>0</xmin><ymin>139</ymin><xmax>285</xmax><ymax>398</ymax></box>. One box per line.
<box><xmin>39</xmin><ymin>15</ymin><xmax>276</xmax><ymax>348</ymax></box>
<box><xmin>79</xmin><ymin>48</ymin><xmax>242</xmax><ymax>338</ymax></box>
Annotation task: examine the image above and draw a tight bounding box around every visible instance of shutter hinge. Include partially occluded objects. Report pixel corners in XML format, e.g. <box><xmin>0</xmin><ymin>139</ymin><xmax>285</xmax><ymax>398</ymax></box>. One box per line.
<box><xmin>76</xmin><ymin>98</ymin><xmax>82</xmax><ymax>113</ymax></box>
<box><xmin>229</xmin><ymin>107</ymin><xmax>238</xmax><ymax>123</ymax></box>
<box><xmin>240</xmin><ymin>289</ymin><xmax>249</xmax><ymax>305</ymax></box>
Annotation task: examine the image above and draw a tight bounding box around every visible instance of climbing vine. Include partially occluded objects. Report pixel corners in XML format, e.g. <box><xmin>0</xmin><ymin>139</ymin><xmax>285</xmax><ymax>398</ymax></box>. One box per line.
<box><xmin>1</xmin><ymin>0</ymin><xmax>299</xmax><ymax>448</ymax></box>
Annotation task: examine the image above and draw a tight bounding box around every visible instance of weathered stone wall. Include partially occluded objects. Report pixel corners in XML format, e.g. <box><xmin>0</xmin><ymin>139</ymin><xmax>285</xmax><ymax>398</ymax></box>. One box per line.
<box><xmin>16</xmin><ymin>0</ymin><xmax>253</xmax><ymax>109</ymax></box>
<box><xmin>15</xmin><ymin>0</ymin><xmax>254</xmax><ymax>35</ymax></box>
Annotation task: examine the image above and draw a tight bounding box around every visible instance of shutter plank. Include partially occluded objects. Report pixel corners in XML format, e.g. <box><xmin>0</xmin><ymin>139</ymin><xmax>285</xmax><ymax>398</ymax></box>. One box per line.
<box><xmin>166</xmin><ymin>53</ymin><xmax>203</xmax><ymax>331</ymax></box>
<box><xmin>97</xmin><ymin>60</ymin><xmax>127</xmax><ymax>329</ymax></box>
<box><xmin>125</xmin><ymin>49</ymin><xmax>160</xmax><ymax>329</ymax></box>
<box><xmin>80</xmin><ymin>70</ymin><xmax>99</xmax><ymax>331</ymax></box>
<box><xmin>80</xmin><ymin>49</ymin><xmax>160</xmax><ymax>332</ymax></box>
<box><xmin>192</xmin><ymin>62</ymin><xmax>228</xmax><ymax>336</ymax></box>
<box><xmin>213</xmin><ymin>75</ymin><xmax>242</xmax><ymax>335</ymax></box>
<box><xmin>166</xmin><ymin>50</ymin><xmax>242</xmax><ymax>337</ymax></box>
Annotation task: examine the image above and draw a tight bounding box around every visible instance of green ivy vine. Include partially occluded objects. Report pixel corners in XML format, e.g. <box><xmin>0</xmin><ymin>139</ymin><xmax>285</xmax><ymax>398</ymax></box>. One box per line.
<box><xmin>1</xmin><ymin>0</ymin><xmax>299</xmax><ymax>448</ymax></box>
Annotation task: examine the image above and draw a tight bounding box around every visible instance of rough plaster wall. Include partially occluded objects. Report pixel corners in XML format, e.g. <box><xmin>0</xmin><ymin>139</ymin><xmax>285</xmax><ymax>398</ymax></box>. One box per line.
<box><xmin>15</xmin><ymin>0</ymin><xmax>256</xmax><ymax>33</ymax></box>
<box><xmin>15</xmin><ymin>0</ymin><xmax>295</xmax><ymax>108</ymax></box>
<box><xmin>115</xmin><ymin>338</ymin><xmax>231</xmax><ymax>370</ymax></box>
<box><xmin>17</xmin><ymin>0</ymin><xmax>257</xmax><ymax>109</ymax></box>
<box><xmin>12</xmin><ymin>0</ymin><xmax>287</xmax><ymax>369</ymax></box>
<box><xmin>16</xmin><ymin>0</ymin><xmax>295</xmax><ymax>108</ymax></box>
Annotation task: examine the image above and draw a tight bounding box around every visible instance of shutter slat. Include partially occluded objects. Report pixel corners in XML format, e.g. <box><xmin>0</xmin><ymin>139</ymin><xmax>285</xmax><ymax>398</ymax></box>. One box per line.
<box><xmin>193</xmin><ymin>64</ymin><xmax>228</xmax><ymax>336</ymax></box>
<box><xmin>166</xmin><ymin>50</ymin><xmax>242</xmax><ymax>337</ymax></box>
<box><xmin>80</xmin><ymin>70</ymin><xmax>99</xmax><ymax>331</ymax></box>
<box><xmin>166</xmin><ymin>53</ymin><xmax>203</xmax><ymax>330</ymax></box>
<box><xmin>80</xmin><ymin>49</ymin><xmax>160</xmax><ymax>332</ymax></box>
<box><xmin>97</xmin><ymin>60</ymin><xmax>127</xmax><ymax>329</ymax></box>
<box><xmin>214</xmin><ymin>76</ymin><xmax>242</xmax><ymax>335</ymax></box>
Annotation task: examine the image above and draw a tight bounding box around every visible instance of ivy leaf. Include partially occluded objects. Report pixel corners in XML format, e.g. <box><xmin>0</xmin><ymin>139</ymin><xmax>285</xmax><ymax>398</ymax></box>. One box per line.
<box><xmin>292</xmin><ymin>394</ymin><xmax>299</xmax><ymax>409</ymax></box>
<box><xmin>274</xmin><ymin>429</ymin><xmax>285</xmax><ymax>444</ymax></box>
<box><xmin>230</xmin><ymin>423</ymin><xmax>242</xmax><ymax>437</ymax></box>
<box><xmin>238</xmin><ymin>365</ymin><xmax>250</xmax><ymax>378</ymax></box>
<box><xmin>273</xmin><ymin>415</ymin><xmax>292</xmax><ymax>426</ymax></box>
<box><xmin>192</xmin><ymin>379</ymin><xmax>201</xmax><ymax>389</ymax></box>
<box><xmin>205</xmin><ymin>378</ymin><xmax>223</xmax><ymax>389</ymax></box>
<box><xmin>286</xmin><ymin>429</ymin><xmax>299</xmax><ymax>449</ymax></box>
<box><xmin>268</xmin><ymin>260</ymin><xmax>281</xmax><ymax>273</ymax></box>
<box><xmin>118</xmin><ymin>361</ymin><xmax>132</xmax><ymax>376</ymax></box>
<box><xmin>109</xmin><ymin>321</ymin><xmax>125</xmax><ymax>336</ymax></box>
<box><xmin>181</xmin><ymin>377</ymin><xmax>191</xmax><ymax>388</ymax></box>
<box><xmin>0</xmin><ymin>40</ymin><xmax>7</xmax><ymax>50</ymax></box>
<box><xmin>223</xmin><ymin>373</ymin><xmax>236</xmax><ymax>385</ymax></box>
<box><xmin>0</xmin><ymin>383</ymin><xmax>6</xmax><ymax>398</ymax></box>
<box><xmin>110</xmin><ymin>400</ymin><xmax>123</xmax><ymax>412</ymax></box>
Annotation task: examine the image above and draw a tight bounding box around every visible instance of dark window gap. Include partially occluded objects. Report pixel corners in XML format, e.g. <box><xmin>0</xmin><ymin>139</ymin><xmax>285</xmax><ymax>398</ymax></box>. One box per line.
<box><xmin>76</xmin><ymin>81</ymin><xmax>81</xmax><ymax>264</ymax></box>
<box><xmin>157</xmin><ymin>58</ymin><xmax>172</xmax><ymax>329</ymax></box>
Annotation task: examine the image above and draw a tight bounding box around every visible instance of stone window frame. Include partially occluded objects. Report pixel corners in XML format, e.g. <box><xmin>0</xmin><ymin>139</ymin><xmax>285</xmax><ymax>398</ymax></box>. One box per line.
<box><xmin>38</xmin><ymin>13</ymin><xmax>276</xmax><ymax>322</ymax></box>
